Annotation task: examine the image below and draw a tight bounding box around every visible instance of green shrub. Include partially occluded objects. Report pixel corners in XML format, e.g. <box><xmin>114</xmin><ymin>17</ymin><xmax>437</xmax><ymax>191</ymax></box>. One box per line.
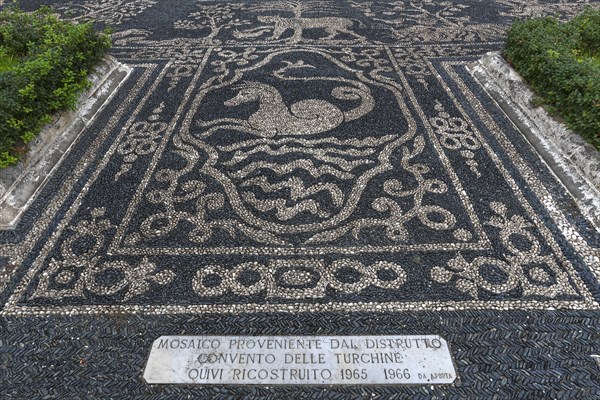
<box><xmin>0</xmin><ymin>6</ymin><xmax>111</xmax><ymax>168</ymax></box>
<box><xmin>505</xmin><ymin>8</ymin><xmax>600</xmax><ymax>149</ymax></box>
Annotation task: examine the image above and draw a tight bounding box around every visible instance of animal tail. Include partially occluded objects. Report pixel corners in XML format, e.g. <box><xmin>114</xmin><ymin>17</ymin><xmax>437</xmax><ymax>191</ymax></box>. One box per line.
<box><xmin>332</xmin><ymin>86</ymin><xmax>375</xmax><ymax>122</ymax></box>
<box><xmin>232</xmin><ymin>27</ymin><xmax>271</xmax><ymax>39</ymax></box>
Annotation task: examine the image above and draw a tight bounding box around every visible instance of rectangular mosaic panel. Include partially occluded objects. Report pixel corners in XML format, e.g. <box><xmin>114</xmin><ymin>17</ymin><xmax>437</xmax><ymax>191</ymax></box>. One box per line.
<box><xmin>1</xmin><ymin>0</ymin><xmax>599</xmax><ymax>315</ymax></box>
<box><xmin>112</xmin><ymin>47</ymin><xmax>488</xmax><ymax>255</ymax></box>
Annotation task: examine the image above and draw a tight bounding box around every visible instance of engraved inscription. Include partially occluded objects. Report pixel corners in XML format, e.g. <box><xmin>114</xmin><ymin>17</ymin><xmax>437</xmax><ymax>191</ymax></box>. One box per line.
<box><xmin>144</xmin><ymin>335</ymin><xmax>457</xmax><ymax>385</ymax></box>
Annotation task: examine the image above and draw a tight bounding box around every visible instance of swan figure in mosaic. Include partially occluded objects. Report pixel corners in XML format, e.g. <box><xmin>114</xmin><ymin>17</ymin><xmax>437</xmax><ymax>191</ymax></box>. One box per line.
<box><xmin>217</xmin><ymin>81</ymin><xmax>373</xmax><ymax>137</ymax></box>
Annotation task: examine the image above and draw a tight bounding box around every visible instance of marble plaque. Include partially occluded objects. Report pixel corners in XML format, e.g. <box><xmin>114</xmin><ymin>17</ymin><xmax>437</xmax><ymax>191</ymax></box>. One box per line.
<box><xmin>144</xmin><ymin>335</ymin><xmax>456</xmax><ymax>385</ymax></box>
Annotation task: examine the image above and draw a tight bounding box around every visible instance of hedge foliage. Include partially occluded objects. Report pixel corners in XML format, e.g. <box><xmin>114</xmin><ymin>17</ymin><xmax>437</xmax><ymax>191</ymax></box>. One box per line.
<box><xmin>505</xmin><ymin>8</ymin><xmax>600</xmax><ymax>149</ymax></box>
<box><xmin>0</xmin><ymin>6</ymin><xmax>111</xmax><ymax>167</ymax></box>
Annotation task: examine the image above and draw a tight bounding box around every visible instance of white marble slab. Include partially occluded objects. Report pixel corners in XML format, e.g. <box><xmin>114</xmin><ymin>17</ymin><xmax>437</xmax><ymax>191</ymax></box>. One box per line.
<box><xmin>144</xmin><ymin>335</ymin><xmax>456</xmax><ymax>385</ymax></box>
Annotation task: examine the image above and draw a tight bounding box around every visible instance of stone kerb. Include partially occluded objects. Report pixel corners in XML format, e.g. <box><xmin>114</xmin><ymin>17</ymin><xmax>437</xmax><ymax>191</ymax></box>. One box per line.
<box><xmin>470</xmin><ymin>51</ymin><xmax>600</xmax><ymax>232</ymax></box>
<box><xmin>0</xmin><ymin>56</ymin><xmax>132</xmax><ymax>229</ymax></box>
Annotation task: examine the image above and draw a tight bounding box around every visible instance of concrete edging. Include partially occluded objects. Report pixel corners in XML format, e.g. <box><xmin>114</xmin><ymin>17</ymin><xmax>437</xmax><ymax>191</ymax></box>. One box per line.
<box><xmin>0</xmin><ymin>56</ymin><xmax>132</xmax><ymax>229</ymax></box>
<box><xmin>469</xmin><ymin>51</ymin><xmax>600</xmax><ymax>232</ymax></box>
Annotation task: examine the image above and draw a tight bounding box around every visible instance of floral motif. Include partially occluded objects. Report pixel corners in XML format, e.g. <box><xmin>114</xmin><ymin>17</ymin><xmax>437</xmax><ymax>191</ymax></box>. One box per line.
<box><xmin>83</xmin><ymin>257</ymin><xmax>175</xmax><ymax>301</ymax></box>
<box><xmin>174</xmin><ymin>3</ymin><xmax>245</xmax><ymax>45</ymax></box>
<box><xmin>31</xmin><ymin>209</ymin><xmax>175</xmax><ymax>302</ymax></box>
<box><xmin>431</xmin><ymin>202</ymin><xmax>578</xmax><ymax>299</ymax></box>
<box><xmin>349</xmin><ymin>0</ymin><xmax>506</xmax><ymax>43</ymax></box>
<box><xmin>54</xmin><ymin>0</ymin><xmax>157</xmax><ymax>25</ymax></box>
<box><xmin>497</xmin><ymin>0</ymin><xmax>596</xmax><ymax>18</ymax></box>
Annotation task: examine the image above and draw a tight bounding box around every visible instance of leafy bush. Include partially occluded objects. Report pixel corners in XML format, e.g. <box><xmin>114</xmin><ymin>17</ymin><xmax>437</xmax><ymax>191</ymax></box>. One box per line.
<box><xmin>0</xmin><ymin>6</ymin><xmax>111</xmax><ymax>168</ymax></box>
<box><xmin>505</xmin><ymin>7</ymin><xmax>600</xmax><ymax>149</ymax></box>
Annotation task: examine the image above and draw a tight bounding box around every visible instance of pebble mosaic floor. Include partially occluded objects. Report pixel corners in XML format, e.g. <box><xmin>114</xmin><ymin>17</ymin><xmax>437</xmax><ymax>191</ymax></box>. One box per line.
<box><xmin>1</xmin><ymin>0</ymin><xmax>600</xmax><ymax>398</ymax></box>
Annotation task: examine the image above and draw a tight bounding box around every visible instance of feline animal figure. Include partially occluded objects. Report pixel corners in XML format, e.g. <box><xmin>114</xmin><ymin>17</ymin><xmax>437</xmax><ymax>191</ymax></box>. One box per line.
<box><xmin>234</xmin><ymin>16</ymin><xmax>365</xmax><ymax>42</ymax></box>
<box><xmin>222</xmin><ymin>82</ymin><xmax>374</xmax><ymax>137</ymax></box>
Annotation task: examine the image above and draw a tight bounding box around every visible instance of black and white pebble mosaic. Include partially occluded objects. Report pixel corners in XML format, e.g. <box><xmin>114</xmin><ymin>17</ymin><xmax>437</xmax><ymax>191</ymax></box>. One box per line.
<box><xmin>1</xmin><ymin>0</ymin><xmax>599</xmax><ymax>397</ymax></box>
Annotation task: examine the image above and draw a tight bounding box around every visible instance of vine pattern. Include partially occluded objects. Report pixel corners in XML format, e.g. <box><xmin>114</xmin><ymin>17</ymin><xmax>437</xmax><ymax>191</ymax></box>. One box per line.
<box><xmin>54</xmin><ymin>0</ymin><xmax>157</xmax><ymax>25</ymax></box>
<box><xmin>429</xmin><ymin>100</ymin><xmax>481</xmax><ymax>177</ymax></box>
<box><xmin>32</xmin><ymin>208</ymin><xmax>175</xmax><ymax>301</ymax></box>
<box><xmin>430</xmin><ymin>202</ymin><xmax>578</xmax><ymax>299</ymax></box>
<box><xmin>306</xmin><ymin>134</ymin><xmax>458</xmax><ymax>244</ymax></box>
<box><xmin>116</xmin><ymin>102</ymin><xmax>167</xmax><ymax>180</ymax></box>
<box><xmin>349</xmin><ymin>0</ymin><xmax>506</xmax><ymax>43</ymax></box>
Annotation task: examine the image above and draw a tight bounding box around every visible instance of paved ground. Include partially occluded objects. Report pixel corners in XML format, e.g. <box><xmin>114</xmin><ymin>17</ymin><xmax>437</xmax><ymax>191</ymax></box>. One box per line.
<box><xmin>1</xmin><ymin>0</ymin><xmax>600</xmax><ymax>398</ymax></box>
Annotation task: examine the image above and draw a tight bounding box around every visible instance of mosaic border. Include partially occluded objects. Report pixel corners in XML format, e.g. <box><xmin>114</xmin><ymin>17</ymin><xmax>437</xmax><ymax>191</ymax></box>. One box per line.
<box><xmin>438</xmin><ymin>60</ymin><xmax>600</xmax><ymax>295</ymax></box>
<box><xmin>2</xmin><ymin>58</ymin><xmax>599</xmax><ymax>315</ymax></box>
<box><xmin>0</xmin><ymin>65</ymin><xmax>161</xmax><ymax>304</ymax></box>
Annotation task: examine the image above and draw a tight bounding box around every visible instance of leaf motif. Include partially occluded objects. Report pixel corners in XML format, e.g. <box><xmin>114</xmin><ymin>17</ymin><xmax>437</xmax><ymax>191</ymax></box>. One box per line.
<box><xmin>447</xmin><ymin>253</ymin><xmax>468</xmax><ymax>271</ymax></box>
<box><xmin>411</xmin><ymin>135</ymin><xmax>425</xmax><ymax>157</ymax></box>
<box><xmin>456</xmin><ymin>279</ymin><xmax>478</xmax><ymax>299</ymax></box>
<box><xmin>133</xmin><ymin>257</ymin><xmax>156</xmax><ymax>278</ymax></box>
<box><xmin>430</xmin><ymin>266</ymin><xmax>453</xmax><ymax>284</ymax></box>
<box><xmin>152</xmin><ymin>270</ymin><xmax>176</xmax><ymax>284</ymax></box>
<box><xmin>510</xmin><ymin>214</ymin><xmax>532</xmax><ymax>229</ymax></box>
<box><xmin>123</xmin><ymin>280</ymin><xmax>150</xmax><ymax>301</ymax></box>
<box><xmin>305</xmin><ymin>225</ymin><xmax>351</xmax><ymax>244</ymax></box>
<box><xmin>489</xmin><ymin>201</ymin><xmax>507</xmax><ymax>216</ymax></box>
<box><xmin>485</xmin><ymin>216</ymin><xmax>506</xmax><ymax>228</ymax></box>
